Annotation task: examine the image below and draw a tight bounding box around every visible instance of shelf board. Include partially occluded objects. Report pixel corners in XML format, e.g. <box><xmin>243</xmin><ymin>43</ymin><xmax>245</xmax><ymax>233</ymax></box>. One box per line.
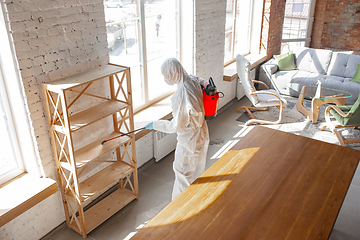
<box><xmin>55</xmin><ymin>100</ymin><xmax>128</xmax><ymax>132</ymax></box>
<box><xmin>60</xmin><ymin>132</ymin><xmax>131</xmax><ymax>171</ymax></box>
<box><xmin>70</xmin><ymin>188</ymin><xmax>137</xmax><ymax>235</ymax></box>
<box><xmin>66</xmin><ymin>161</ymin><xmax>134</xmax><ymax>203</ymax></box>
<box><xmin>44</xmin><ymin>64</ymin><xmax>128</xmax><ymax>92</ymax></box>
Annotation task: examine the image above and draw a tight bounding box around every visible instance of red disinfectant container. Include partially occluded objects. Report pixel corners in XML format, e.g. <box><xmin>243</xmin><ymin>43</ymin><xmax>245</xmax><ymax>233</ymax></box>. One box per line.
<box><xmin>202</xmin><ymin>77</ymin><xmax>224</xmax><ymax>117</ymax></box>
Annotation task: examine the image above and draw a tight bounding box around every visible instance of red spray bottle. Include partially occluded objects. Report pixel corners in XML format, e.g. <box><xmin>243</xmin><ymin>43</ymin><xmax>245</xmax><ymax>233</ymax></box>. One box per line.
<box><xmin>202</xmin><ymin>77</ymin><xmax>224</xmax><ymax>117</ymax></box>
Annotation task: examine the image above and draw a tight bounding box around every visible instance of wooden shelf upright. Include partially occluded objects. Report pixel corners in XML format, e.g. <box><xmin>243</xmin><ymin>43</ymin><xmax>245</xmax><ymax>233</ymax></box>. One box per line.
<box><xmin>42</xmin><ymin>63</ymin><xmax>138</xmax><ymax>238</ymax></box>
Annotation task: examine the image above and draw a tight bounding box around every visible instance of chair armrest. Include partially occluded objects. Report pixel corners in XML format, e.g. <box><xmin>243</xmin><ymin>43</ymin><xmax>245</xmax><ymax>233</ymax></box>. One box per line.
<box><xmin>261</xmin><ymin>59</ymin><xmax>278</xmax><ymax>75</ymax></box>
<box><xmin>259</xmin><ymin>59</ymin><xmax>280</xmax><ymax>92</ymax></box>
<box><xmin>252</xmin><ymin>80</ymin><xmax>269</xmax><ymax>90</ymax></box>
<box><xmin>325</xmin><ymin>105</ymin><xmax>353</xmax><ymax>118</ymax></box>
<box><xmin>251</xmin><ymin>90</ymin><xmax>282</xmax><ymax>102</ymax></box>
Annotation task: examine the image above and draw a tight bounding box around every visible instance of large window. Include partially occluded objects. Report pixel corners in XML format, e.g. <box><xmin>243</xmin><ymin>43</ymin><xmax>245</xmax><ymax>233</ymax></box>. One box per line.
<box><xmin>0</xmin><ymin>81</ymin><xmax>24</xmax><ymax>185</ymax></box>
<box><xmin>281</xmin><ymin>0</ymin><xmax>315</xmax><ymax>51</ymax></box>
<box><xmin>224</xmin><ymin>0</ymin><xmax>263</xmax><ymax>65</ymax></box>
<box><xmin>104</xmin><ymin>0</ymin><xmax>179</xmax><ymax>113</ymax></box>
<box><xmin>0</xmin><ymin>4</ymin><xmax>24</xmax><ymax>184</ymax></box>
<box><xmin>0</xmin><ymin>3</ymin><xmax>41</xmax><ymax>185</ymax></box>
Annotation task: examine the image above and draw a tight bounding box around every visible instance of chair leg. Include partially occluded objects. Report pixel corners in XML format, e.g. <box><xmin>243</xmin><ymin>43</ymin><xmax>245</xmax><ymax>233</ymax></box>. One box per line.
<box><xmin>236</xmin><ymin>105</ymin><xmax>269</xmax><ymax>113</ymax></box>
<box><xmin>236</xmin><ymin>106</ymin><xmax>269</xmax><ymax>120</ymax></box>
<box><xmin>245</xmin><ymin>102</ymin><xmax>283</xmax><ymax>126</ymax></box>
<box><xmin>332</xmin><ymin>128</ymin><xmax>345</xmax><ymax>146</ymax></box>
<box><xmin>323</xmin><ymin>106</ymin><xmax>345</xmax><ymax>146</ymax></box>
<box><xmin>244</xmin><ymin>107</ymin><xmax>256</xmax><ymax>119</ymax></box>
<box><xmin>328</xmin><ymin>126</ymin><xmax>360</xmax><ymax>146</ymax></box>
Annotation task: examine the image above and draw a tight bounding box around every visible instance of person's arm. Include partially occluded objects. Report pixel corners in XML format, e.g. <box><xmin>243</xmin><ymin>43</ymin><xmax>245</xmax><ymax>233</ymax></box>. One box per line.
<box><xmin>153</xmin><ymin>96</ymin><xmax>190</xmax><ymax>134</ymax></box>
<box><xmin>190</xmin><ymin>75</ymin><xmax>208</xmax><ymax>88</ymax></box>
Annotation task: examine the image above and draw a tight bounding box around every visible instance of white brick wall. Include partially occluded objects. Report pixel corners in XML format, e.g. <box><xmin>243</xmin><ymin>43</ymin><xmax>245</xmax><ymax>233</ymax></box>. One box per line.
<box><xmin>4</xmin><ymin>0</ymin><xmax>109</xmax><ymax>180</ymax></box>
<box><xmin>0</xmin><ymin>192</ymin><xmax>65</xmax><ymax>240</ymax></box>
<box><xmin>194</xmin><ymin>0</ymin><xmax>236</xmax><ymax>109</ymax></box>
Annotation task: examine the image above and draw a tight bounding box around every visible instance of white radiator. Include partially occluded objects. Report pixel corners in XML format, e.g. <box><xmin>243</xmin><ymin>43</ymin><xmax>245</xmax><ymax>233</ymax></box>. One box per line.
<box><xmin>153</xmin><ymin>131</ymin><xmax>177</xmax><ymax>162</ymax></box>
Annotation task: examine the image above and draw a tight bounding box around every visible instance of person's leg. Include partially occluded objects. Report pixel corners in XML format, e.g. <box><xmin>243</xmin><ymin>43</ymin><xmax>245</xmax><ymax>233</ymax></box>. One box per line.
<box><xmin>171</xmin><ymin>145</ymin><xmax>193</xmax><ymax>200</ymax></box>
<box><xmin>192</xmin><ymin>138</ymin><xmax>209</xmax><ymax>183</ymax></box>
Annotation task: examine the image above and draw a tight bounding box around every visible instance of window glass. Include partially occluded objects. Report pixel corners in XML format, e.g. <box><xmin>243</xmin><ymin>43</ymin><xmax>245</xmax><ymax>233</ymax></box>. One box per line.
<box><xmin>105</xmin><ymin>0</ymin><xmax>178</xmax><ymax>111</ymax></box>
<box><xmin>281</xmin><ymin>41</ymin><xmax>305</xmax><ymax>52</ymax></box>
<box><xmin>105</xmin><ymin>1</ymin><xmax>144</xmax><ymax>108</ymax></box>
<box><xmin>224</xmin><ymin>0</ymin><xmax>254</xmax><ymax>64</ymax></box>
<box><xmin>224</xmin><ymin>0</ymin><xmax>235</xmax><ymax>63</ymax></box>
<box><xmin>145</xmin><ymin>1</ymin><xmax>177</xmax><ymax>100</ymax></box>
<box><xmin>282</xmin><ymin>0</ymin><xmax>312</xmax><ymax>47</ymax></box>
<box><xmin>0</xmin><ymin>3</ymin><xmax>40</xmax><ymax>183</ymax></box>
<box><xmin>234</xmin><ymin>0</ymin><xmax>252</xmax><ymax>56</ymax></box>
<box><xmin>283</xmin><ymin>0</ymin><xmax>310</xmax><ymax>40</ymax></box>
<box><xmin>0</xmin><ymin>88</ymin><xmax>23</xmax><ymax>185</ymax></box>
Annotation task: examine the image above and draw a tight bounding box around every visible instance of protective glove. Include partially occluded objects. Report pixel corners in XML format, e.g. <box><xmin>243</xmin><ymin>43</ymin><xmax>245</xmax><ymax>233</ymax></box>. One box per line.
<box><xmin>144</xmin><ymin>122</ymin><xmax>153</xmax><ymax>130</ymax></box>
<box><xmin>201</xmin><ymin>79</ymin><xmax>209</xmax><ymax>89</ymax></box>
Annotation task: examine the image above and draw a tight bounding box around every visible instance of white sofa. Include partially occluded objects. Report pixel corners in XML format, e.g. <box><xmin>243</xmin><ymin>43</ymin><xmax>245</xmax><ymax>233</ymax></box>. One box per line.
<box><xmin>259</xmin><ymin>46</ymin><xmax>360</xmax><ymax>105</ymax></box>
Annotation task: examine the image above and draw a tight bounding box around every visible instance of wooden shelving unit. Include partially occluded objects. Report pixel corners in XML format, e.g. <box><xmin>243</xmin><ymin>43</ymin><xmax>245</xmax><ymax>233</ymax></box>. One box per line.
<box><xmin>42</xmin><ymin>63</ymin><xmax>138</xmax><ymax>238</ymax></box>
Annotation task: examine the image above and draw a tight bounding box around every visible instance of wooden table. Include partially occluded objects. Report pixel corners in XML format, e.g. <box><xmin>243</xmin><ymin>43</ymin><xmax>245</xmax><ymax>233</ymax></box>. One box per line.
<box><xmin>131</xmin><ymin>126</ymin><xmax>360</xmax><ymax>240</ymax></box>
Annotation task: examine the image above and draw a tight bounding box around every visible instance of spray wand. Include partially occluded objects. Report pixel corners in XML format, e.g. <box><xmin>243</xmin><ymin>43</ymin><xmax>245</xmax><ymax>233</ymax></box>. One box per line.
<box><xmin>101</xmin><ymin>117</ymin><xmax>173</xmax><ymax>145</ymax></box>
<box><xmin>101</xmin><ymin>127</ymin><xmax>145</xmax><ymax>145</ymax></box>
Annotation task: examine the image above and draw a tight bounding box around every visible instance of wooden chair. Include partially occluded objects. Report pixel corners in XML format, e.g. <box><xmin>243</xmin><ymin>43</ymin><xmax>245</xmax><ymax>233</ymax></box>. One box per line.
<box><xmin>321</xmin><ymin>94</ymin><xmax>360</xmax><ymax>146</ymax></box>
<box><xmin>236</xmin><ymin>54</ymin><xmax>287</xmax><ymax>126</ymax></box>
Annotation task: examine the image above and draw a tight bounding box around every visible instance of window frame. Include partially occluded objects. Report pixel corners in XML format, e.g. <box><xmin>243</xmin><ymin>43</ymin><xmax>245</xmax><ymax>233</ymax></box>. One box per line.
<box><xmin>281</xmin><ymin>0</ymin><xmax>316</xmax><ymax>48</ymax></box>
<box><xmin>0</xmin><ymin>2</ymin><xmax>41</xmax><ymax>185</ymax></box>
<box><xmin>224</xmin><ymin>0</ymin><xmax>264</xmax><ymax>66</ymax></box>
<box><xmin>106</xmin><ymin>0</ymin><xmax>180</xmax><ymax>114</ymax></box>
<box><xmin>0</xmin><ymin>76</ymin><xmax>25</xmax><ymax>185</ymax></box>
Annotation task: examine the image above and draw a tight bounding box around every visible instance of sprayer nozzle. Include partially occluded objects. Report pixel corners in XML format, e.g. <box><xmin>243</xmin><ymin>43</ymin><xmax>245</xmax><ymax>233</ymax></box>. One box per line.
<box><xmin>101</xmin><ymin>140</ymin><xmax>106</xmax><ymax>145</ymax></box>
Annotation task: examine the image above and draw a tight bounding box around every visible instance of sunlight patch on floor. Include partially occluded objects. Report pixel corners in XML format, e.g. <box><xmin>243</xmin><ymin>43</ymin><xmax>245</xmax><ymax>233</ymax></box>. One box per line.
<box><xmin>123</xmin><ymin>222</ymin><xmax>149</xmax><ymax>240</ymax></box>
<box><xmin>210</xmin><ymin>140</ymin><xmax>239</xmax><ymax>160</ymax></box>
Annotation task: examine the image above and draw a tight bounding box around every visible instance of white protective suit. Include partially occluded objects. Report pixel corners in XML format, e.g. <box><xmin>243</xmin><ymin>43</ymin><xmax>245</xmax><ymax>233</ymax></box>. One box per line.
<box><xmin>153</xmin><ymin>58</ymin><xmax>210</xmax><ymax>200</ymax></box>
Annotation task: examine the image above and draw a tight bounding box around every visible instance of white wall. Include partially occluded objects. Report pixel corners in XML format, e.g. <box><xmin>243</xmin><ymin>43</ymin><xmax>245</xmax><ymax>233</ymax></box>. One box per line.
<box><xmin>194</xmin><ymin>0</ymin><xmax>237</xmax><ymax>109</ymax></box>
<box><xmin>0</xmin><ymin>0</ymin><xmax>236</xmax><ymax>239</ymax></box>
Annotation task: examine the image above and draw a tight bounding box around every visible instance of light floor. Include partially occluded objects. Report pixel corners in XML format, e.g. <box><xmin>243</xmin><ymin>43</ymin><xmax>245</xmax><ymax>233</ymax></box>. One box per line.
<box><xmin>42</xmin><ymin>97</ymin><xmax>360</xmax><ymax>240</ymax></box>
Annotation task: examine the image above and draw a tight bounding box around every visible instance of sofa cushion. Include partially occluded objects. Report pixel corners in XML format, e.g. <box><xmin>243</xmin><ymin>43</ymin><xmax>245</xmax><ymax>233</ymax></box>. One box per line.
<box><xmin>272</xmin><ymin>70</ymin><xmax>325</xmax><ymax>95</ymax></box>
<box><xmin>274</xmin><ymin>51</ymin><xmax>297</xmax><ymax>71</ymax></box>
<box><xmin>328</xmin><ymin>53</ymin><xmax>360</xmax><ymax>78</ymax></box>
<box><xmin>351</xmin><ymin>63</ymin><xmax>360</xmax><ymax>83</ymax></box>
<box><xmin>291</xmin><ymin>46</ymin><xmax>332</xmax><ymax>75</ymax></box>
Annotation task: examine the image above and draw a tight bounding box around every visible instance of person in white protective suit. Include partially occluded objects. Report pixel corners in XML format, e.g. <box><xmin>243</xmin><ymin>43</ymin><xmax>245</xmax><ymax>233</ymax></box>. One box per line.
<box><xmin>144</xmin><ymin>58</ymin><xmax>210</xmax><ymax>200</ymax></box>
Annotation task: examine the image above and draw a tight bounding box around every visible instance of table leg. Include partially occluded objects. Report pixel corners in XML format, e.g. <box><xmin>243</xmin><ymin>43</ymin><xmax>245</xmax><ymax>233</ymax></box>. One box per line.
<box><xmin>311</xmin><ymin>97</ymin><xmax>346</xmax><ymax>123</ymax></box>
<box><xmin>296</xmin><ymin>86</ymin><xmax>312</xmax><ymax>121</ymax></box>
<box><xmin>310</xmin><ymin>98</ymin><xmax>321</xmax><ymax>124</ymax></box>
<box><xmin>296</xmin><ymin>85</ymin><xmax>347</xmax><ymax>123</ymax></box>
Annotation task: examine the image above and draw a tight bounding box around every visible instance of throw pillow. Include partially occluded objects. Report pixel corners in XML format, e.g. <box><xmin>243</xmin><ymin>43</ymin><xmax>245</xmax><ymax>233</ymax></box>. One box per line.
<box><xmin>351</xmin><ymin>63</ymin><xmax>360</xmax><ymax>83</ymax></box>
<box><xmin>274</xmin><ymin>51</ymin><xmax>297</xmax><ymax>71</ymax></box>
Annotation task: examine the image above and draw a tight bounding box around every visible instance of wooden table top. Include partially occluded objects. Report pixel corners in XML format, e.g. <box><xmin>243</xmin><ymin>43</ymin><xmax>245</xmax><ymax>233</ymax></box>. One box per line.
<box><xmin>131</xmin><ymin>126</ymin><xmax>360</xmax><ymax>240</ymax></box>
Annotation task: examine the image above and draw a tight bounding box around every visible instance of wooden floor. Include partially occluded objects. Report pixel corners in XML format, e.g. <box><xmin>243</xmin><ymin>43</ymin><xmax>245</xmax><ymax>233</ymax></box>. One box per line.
<box><xmin>131</xmin><ymin>126</ymin><xmax>360</xmax><ymax>240</ymax></box>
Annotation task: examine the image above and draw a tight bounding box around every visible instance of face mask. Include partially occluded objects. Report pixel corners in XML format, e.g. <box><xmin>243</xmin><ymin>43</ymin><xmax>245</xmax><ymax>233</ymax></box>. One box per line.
<box><xmin>165</xmin><ymin>77</ymin><xmax>175</xmax><ymax>85</ymax></box>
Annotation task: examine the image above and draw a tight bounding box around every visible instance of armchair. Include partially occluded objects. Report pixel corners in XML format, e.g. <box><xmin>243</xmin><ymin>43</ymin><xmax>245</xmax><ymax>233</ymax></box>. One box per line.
<box><xmin>236</xmin><ymin>54</ymin><xmax>287</xmax><ymax>126</ymax></box>
<box><xmin>321</xmin><ymin>94</ymin><xmax>360</xmax><ymax>146</ymax></box>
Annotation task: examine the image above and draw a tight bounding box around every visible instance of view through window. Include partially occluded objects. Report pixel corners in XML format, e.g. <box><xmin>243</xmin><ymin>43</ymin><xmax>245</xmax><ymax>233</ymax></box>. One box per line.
<box><xmin>224</xmin><ymin>0</ymin><xmax>254</xmax><ymax>65</ymax></box>
<box><xmin>281</xmin><ymin>0</ymin><xmax>313</xmax><ymax>51</ymax></box>
<box><xmin>0</xmin><ymin>4</ymin><xmax>25</xmax><ymax>185</ymax></box>
<box><xmin>0</xmin><ymin>81</ymin><xmax>24</xmax><ymax>185</ymax></box>
<box><xmin>104</xmin><ymin>0</ymin><xmax>178</xmax><ymax>112</ymax></box>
